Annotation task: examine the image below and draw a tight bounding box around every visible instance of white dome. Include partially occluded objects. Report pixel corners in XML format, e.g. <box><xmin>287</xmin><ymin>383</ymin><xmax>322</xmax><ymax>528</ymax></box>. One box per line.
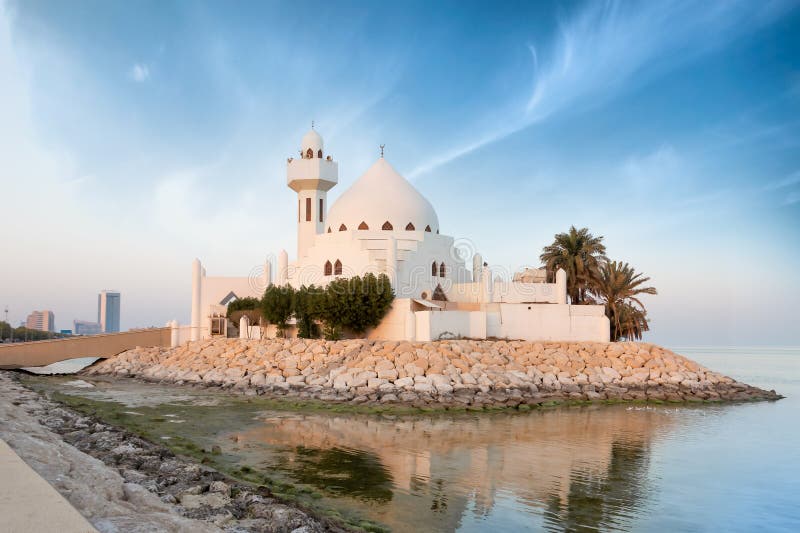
<box><xmin>301</xmin><ymin>129</ymin><xmax>323</xmax><ymax>155</ymax></box>
<box><xmin>327</xmin><ymin>158</ymin><xmax>439</xmax><ymax>233</ymax></box>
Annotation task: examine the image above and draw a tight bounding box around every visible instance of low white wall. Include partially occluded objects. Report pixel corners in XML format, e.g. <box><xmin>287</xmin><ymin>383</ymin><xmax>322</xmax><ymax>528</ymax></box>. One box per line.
<box><xmin>492</xmin><ymin>303</ymin><xmax>609</xmax><ymax>342</ymax></box>
<box><xmin>415</xmin><ymin>310</ymin><xmax>486</xmax><ymax>341</ymax></box>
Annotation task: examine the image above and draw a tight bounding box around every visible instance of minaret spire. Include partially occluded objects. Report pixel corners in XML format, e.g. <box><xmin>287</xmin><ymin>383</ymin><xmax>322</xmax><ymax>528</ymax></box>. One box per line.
<box><xmin>380</xmin><ymin>144</ymin><xmax>385</xmax><ymax>158</ymax></box>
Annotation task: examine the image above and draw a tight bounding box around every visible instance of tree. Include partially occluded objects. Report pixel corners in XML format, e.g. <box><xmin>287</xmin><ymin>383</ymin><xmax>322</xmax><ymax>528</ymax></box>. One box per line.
<box><xmin>225</xmin><ymin>297</ymin><xmax>261</xmax><ymax>318</ymax></box>
<box><xmin>540</xmin><ymin>226</ymin><xmax>607</xmax><ymax>304</ymax></box>
<box><xmin>592</xmin><ymin>261</ymin><xmax>657</xmax><ymax>341</ymax></box>
<box><xmin>316</xmin><ymin>273</ymin><xmax>395</xmax><ymax>338</ymax></box>
<box><xmin>294</xmin><ymin>285</ymin><xmax>324</xmax><ymax>339</ymax></box>
<box><xmin>261</xmin><ymin>284</ymin><xmax>295</xmax><ymax>337</ymax></box>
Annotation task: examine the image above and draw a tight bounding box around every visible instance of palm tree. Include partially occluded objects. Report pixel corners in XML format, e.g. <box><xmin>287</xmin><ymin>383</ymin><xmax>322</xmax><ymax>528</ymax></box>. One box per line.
<box><xmin>592</xmin><ymin>261</ymin><xmax>657</xmax><ymax>341</ymax></box>
<box><xmin>540</xmin><ymin>226</ymin><xmax>607</xmax><ymax>304</ymax></box>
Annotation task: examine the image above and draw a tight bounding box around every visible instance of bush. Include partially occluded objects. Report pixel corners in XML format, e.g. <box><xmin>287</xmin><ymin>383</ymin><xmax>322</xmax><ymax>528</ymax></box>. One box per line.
<box><xmin>225</xmin><ymin>296</ymin><xmax>261</xmax><ymax>318</ymax></box>
<box><xmin>324</xmin><ymin>273</ymin><xmax>394</xmax><ymax>335</ymax></box>
<box><xmin>262</xmin><ymin>284</ymin><xmax>295</xmax><ymax>337</ymax></box>
<box><xmin>294</xmin><ymin>285</ymin><xmax>324</xmax><ymax>339</ymax></box>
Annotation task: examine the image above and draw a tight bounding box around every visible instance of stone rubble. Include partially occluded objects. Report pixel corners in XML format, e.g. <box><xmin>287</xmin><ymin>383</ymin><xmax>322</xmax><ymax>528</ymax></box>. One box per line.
<box><xmin>84</xmin><ymin>339</ymin><xmax>782</xmax><ymax>406</ymax></box>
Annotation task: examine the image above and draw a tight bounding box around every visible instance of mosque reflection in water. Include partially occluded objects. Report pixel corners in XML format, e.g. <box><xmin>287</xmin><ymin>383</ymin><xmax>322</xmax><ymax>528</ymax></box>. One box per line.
<box><xmin>231</xmin><ymin>405</ymin><xmax>666</xmax><ymax>532</ymax></box>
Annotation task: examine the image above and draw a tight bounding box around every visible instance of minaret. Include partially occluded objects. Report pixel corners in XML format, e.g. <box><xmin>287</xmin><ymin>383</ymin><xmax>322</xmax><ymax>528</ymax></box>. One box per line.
<box><xmin>287</xmin><ymin>126</ymin><xmax>338</xmax><ymax>259</ymax></box>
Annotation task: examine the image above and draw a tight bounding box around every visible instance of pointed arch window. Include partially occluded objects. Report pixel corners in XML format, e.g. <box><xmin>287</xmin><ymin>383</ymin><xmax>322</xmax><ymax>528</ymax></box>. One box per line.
<box><xmin>317</xmin><ymin>149</ymin><xmax>323</xmax><ymax>158</ymax></box>
<box><xmin>405</xmin><ymin>222</ymin><xmax>415</xmax><ymax>231</ymax></box>
<box><xmin>324</xmin><ymin>260</ymin><xmax>332</xmax><ymax>276</ymax></box>
<box><xmin>334</xmin><ymin>259</ymin><xmax>342</xmax><ymax>275</ymax></box>
<box><xmin>327</xmin><ymin>227</ymin><xmax>331</xmax><ymax>233</ymax></box>
<box><xmin>424</xmin><ymin>225</ymin><xmax>432</xmax><ymax>232</ymax></box>
<box><xmin>432</xmin><ymin>261</ymin><xmax>438</xmax><ymax>276</ymax></box>
<box><xmin>358</xmin><ymin>221</ymin><xmax>369</xmax><ymax>230</ymax></box>
<box><xmin>439</xmin><ymin>262</ymin><xmax>446</xmax><ymax>277</ymax></box>
<box><xmin>339</xmin><ymin>224</ymin><xmax>347</xmax><ymax>231</ymax></box>
<box><xmin>305</xmin><ymin>148</ymin><xmax>313</xmax><ymax>159</ymax></box>
<box><xmin>382</xmin><ymin>221</ymin><xmax>393</xmax><ymax>231</ymax></box>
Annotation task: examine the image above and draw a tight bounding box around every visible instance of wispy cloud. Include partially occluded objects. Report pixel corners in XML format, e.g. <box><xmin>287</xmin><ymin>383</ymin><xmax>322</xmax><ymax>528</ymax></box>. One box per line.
<box><xmin>409</xmin><ymin>0</ymin><xmax>796</xmax><ymax>179</ymax></box>
<box><xmin>128</xmin><ymin>62</ymin><xmax>150</xmax><ymax>82</ymax></box>
<box><xmin>764</xmin><ymin>170</ymin><xmax>800</xmax><ymax>190</ymax></box>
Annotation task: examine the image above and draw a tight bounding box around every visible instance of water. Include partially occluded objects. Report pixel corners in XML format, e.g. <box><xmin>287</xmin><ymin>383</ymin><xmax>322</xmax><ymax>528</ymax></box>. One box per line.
<box><xmin>25</xmin><ymin>347</ymin><xmax>800</xmax><ymax>532</ymax></box>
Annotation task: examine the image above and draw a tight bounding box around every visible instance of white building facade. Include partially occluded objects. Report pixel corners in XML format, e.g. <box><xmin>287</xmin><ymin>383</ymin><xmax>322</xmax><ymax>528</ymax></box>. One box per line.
<box><xmin>26</xmin><ymin>310</ymin><xmax>55</xmax><ymax>332</ymax></box>
<box><xmin>187</xmin><ymin>128</ymin><xmax>609</xmax><ymax>343</ymax></box>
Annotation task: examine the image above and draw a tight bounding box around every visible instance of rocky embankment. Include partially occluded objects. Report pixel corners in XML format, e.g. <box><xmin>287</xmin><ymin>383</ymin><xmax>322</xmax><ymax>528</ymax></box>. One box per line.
<box><xmin>84</xmin><ymin>339</ymin><xmax>781</xmax><ymax>407</ymax></box>
<box><xmin>0</xmin><ymin>373</ymin><xmax>340</xmax><ymax>532</ymax></box>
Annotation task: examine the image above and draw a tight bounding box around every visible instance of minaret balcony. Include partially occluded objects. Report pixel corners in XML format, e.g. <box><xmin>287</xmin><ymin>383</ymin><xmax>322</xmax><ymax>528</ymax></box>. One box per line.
<box><xmin>287</xmin><ymin>158</ymin><xmax>338</xmax><ymax>191</ymax></box>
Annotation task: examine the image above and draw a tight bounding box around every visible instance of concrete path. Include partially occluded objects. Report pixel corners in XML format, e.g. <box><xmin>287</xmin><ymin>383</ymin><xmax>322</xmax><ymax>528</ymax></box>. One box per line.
<box><xmin>0</xmin><ymin>438</ymin><xmax>97</xmax><ymax>533</ymax></box>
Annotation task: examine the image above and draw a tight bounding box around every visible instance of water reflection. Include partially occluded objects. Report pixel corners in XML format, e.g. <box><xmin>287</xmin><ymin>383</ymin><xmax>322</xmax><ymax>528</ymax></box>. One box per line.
<box><xmin>234</xmin><ymin>406</ymin><xmax>668</xmax><ymax>532</ymax></box>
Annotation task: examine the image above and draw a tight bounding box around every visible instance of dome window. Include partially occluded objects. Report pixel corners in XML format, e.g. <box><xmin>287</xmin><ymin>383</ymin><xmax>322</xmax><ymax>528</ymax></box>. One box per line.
<box><xmin>305</xmin><ymin>148</ymin><xmax>313</xmax><ymax>159</ymax></box>
<box><xmin>382</xmin><ymin>221</ymin><xmax>393</xmax><ymax>231</ymax></box>
<box><xmin>439</xmin><ymin>263</ymin><xmax>446</xmax><ymax>277</ymax></box>
<box><xmin>324</xmin><ymin>261</ymin><xmax>332</xmax><ymax>276</ymax></box>
<box><xmin>405</xmin><ymin>222</ymin><xmax>415</xmax><ymax>231</ymax></box>
<box><xmin>334</xmin><ymin>259</ymin><xmax>342</xmax><ymax>275</ymax></box>
<box><xmin>339</xmin><ymin>224</ymin><xmax>347</xmax><ymax>231</ymax></box>
<box><xmin>424</xmin><ymin>225</ymin><xmax>432</xmax><ymax>232</ymax></box>
<box><xmin>358</xmin><ymin>221</ymin><xmax>369</xmax><ymax>230</ymax></box>
<box><xmin>431</xmin><ymin>261</ymin><xmax>438</xmax><ymax>276</ymax></box>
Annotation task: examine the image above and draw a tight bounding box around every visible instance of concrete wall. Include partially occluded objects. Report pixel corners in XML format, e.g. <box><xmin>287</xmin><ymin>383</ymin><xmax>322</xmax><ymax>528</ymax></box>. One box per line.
<box><xmin>414</xmin><ymin>310</ymin><xmax>487</xmax><ymax>342</ymax></box>
<box><xmin>367</xmin><ymin>298</ymin><xmax>414</xmax><ymax>341</ymax></box>
<box><xmin>0</xmin><ymin>328</ymin><xmax>171</xmax><ymax>369</ymax></box>
<box><xmin>491</xmin><ymin>304</ymin><xmax>610</xmax><ymax>342</ymax></box>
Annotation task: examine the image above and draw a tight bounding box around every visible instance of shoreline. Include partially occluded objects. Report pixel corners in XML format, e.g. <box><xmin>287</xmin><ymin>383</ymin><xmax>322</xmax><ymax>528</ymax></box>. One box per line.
<box><xmin>0</xmin><ymin>371</ymin><xmax>356</xmax><ymax>533</ymax></box>
<box><xmin>83</xmin><ymin>338</ymin><xmax>783</xmax><ymax>408</ymax></box>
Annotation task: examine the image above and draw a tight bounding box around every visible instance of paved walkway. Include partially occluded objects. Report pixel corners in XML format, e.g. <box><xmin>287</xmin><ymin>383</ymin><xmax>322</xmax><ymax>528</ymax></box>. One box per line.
<box><xmin>0</xmin><ymin>438</ymin><xmax>97</xmax><ymax>533</ymax></box>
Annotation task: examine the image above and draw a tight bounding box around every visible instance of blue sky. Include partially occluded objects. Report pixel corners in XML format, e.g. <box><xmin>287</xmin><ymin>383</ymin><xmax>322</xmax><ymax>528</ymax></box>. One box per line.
<box><xmin>1</xmin><ymin>0</ymin><xmax>799</xmax><ymax>345</ymax></box>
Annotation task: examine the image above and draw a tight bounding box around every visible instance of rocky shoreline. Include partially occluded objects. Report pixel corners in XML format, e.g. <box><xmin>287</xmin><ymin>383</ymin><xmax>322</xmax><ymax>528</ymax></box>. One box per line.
<box><xmin>0</xmin><ymin>372</ymin><xmax>347</xmax><ymax>533</ymax></box>
<box><xmin>84</xmin><ymin>339</ymin><xmax>782</xmax><ymax>407</ymax></box>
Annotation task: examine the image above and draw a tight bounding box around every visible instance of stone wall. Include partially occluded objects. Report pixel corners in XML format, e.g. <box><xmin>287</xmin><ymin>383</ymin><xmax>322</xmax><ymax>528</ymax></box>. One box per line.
<box><xmin>84</xmin><ymin>339</ymin><xmax>781</xmax><ymax>407</ymax></box>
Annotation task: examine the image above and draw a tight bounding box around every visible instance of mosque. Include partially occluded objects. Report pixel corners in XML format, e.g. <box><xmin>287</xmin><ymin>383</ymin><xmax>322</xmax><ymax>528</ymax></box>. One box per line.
<box><xmin>187</xmin><ymin>127</ymin><xmax>609</xmax><ymax>343</ymax></box>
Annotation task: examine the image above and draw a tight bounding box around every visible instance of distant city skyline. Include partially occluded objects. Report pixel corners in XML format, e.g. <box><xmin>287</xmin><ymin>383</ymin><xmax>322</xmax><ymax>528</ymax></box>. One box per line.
<box><xmin>1</xmin><ymin>1</ymin><xmax>799</xmax><ymax>345</ymax></box>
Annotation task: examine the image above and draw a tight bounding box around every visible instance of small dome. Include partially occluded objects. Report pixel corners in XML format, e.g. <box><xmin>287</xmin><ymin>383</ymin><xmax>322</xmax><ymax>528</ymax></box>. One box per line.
<box><xmin>301</xmin><ymin>129</ymin><xmax>323</xmax><ymax>156</ymax></box>
<box><xmin>327</xmin><ymin>158</ymin><xmax>439</xmax><ymax>235</ymax></box>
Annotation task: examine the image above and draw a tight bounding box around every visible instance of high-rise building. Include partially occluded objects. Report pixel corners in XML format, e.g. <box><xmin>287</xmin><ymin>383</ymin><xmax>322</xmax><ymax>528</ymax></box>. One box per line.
<box><xmin>97</xmin><ymin>291</ymin><xmax>121</xmax><ymax>333</ymax></box>
<box><xmin>26</xmin><ymin>310</ymin><xmax>55</xmax><ymax>332</ymax></box>
<box><xmin>73</xmin><ymin>320</ymin><xmax>101</xmax><ymax>336</ymax></box>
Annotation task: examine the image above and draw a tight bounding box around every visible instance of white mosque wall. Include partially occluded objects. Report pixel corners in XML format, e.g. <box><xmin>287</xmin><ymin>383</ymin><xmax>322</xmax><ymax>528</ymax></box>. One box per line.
<box><xmin>414</xmin><ymin>310</ymin><xmax>487</xmax><ymax>342</ymax></box>
<box><xmin>413</xmin><ymin>304</ymin><xmax>608</xmax><ymax>342</ymax></box>
<box><xmin>489</xmin><ymin>304</ymin><xmax>610</xmax><ymax>342</ymax></box>
<box><xmin>288</xmin><ymin>230</ymin><xmax>471</xmax><ymax>297</ymax></box>
<box><xmin>367</xmin><ymin>299</ymin><xmax>415</xmax><ymax>341</ymax></box>
<box><xmin>197</xmin><ymin>275</ymin><xmax>262</xmax><ymax>340</ymax></box>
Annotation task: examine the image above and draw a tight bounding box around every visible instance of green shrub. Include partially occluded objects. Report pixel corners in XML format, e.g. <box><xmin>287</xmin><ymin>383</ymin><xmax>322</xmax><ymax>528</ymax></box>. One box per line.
<box><xmin>261</xmin><ymin>284</ymin><xmax>295</xmax><ymax>337</ymax></box>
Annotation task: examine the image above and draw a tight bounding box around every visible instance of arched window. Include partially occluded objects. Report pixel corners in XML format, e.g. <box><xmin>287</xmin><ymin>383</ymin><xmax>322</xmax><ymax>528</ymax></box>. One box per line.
<box><xmin>327</xmin><ymin>227</ymin><xmax>331</xmax><ymax>233</ymax></box>
<box><xmin>405</xmin><ymin>222</ymin><xmax>415</xmax><ymax>231</ymax></box>
<box><xmin>334</xmin><ymin>259</ymin><xmax>342</xmax><ymax>275</ymax></box>
<box><xmin>339</xmin><ymin>224</ymin><xmax>347</xmax><ymax>231</ymax></box>
<box><xmin>424</xmin><ymin>225</ymin><xmax>432</xmax><ymax>232</ymax></box>
<box><xmin>382</xmin><ymin>221</ymin><xmax>393</xmax><ymax>230</ymax></box>
<box><xmin>432</xmin><ymin>261</ymin><xmax>438</xmax><ymax>276</ymax></box>
<box><xmin>439</xmin><ymin>262</ymin><xmax>446</xmax><ymax>277</ymax></box>
<box><xmin>305</xmin><ymin>148</ymin><xmax>313</xmax><ymax>159</ymax></box>
<box><xmin>358</xmin><ymin>221</ymin><xmax>369</xmax><ymax>230</ymax></box>
<box><xmin>317</xmin><ymin>149</ymin><xmax>323</xmax><ymax>158</ymax></box>
<box><xmin>324</xmin><ymin>261</ymin><xmax>332</xmax><ymax>276</ymax></box>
